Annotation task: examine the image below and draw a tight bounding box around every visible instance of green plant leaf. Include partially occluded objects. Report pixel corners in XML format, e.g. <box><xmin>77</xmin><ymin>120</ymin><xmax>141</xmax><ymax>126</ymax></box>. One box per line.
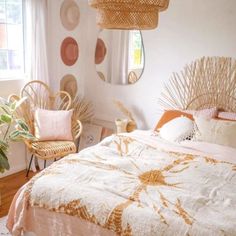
<box><xmin>0</xmin><ymin>140</ymin><xmax>9</xmax><ymax>151</ymax></box>
<box><xmin>0</xmin><ymin>114</ymin><xmax>12</xmax><ymax>123</ymax></box>
<box><xmin>10</xmin><ymin>101</ymin><xmax>16</xmax><ymax>111</ymax></box>
<box><xmin>16</xmin><ymin>119</ymin><xmax>29</xmax><ymax>131</ymax></box>
<box><xmin>0</xmin><ymin>167</ymin><xmax>4</xmax><ymax>173</ymax></box>
<box><xmin>19</xmin><ymin>131</ymin><xmax>35</xmax><ymax>140</ymax></box>
<box><xmin>0</xmin><ymin>97</ymin><xmax>9</xmax><ymax>106</ymax></box>
<box><xmin>9</xmin><ymin>130</ymin><xmax>20</xmax><ymax>140</ymax></box>
<box><xmin>0</xmin><ymin>148</ymin><xmax>10</xmax><ymax>170</ymax></box>
<box><xmin>9</xmin><ymin>130</ymin><xmax>35</xmax><ymax>141</ymax></box>
<box><xmin>0</xmin><ymin>104</ymin><xmax>11</xmax><ymax>115</ymax></box>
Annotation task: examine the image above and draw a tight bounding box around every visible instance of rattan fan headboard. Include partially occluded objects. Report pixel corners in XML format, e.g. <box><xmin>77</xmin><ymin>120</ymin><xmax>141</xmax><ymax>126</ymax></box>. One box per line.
<box><xmin>159</xmin><ymin>57</ymin><xmax>236</xmax><ymax>112</ymax></box>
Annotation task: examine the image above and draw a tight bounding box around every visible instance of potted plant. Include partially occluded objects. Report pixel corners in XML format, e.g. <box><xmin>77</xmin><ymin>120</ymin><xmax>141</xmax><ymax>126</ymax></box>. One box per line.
<box><xmin>0</xmin><ymin>97</ymin><xmax>34</xmax><ymax>173</ymax></box>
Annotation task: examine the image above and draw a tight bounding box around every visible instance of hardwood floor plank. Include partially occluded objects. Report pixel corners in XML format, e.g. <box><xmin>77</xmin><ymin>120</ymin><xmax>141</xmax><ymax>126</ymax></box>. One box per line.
<box><xmin>0</xmin><ymin>170</ymin><xmax>36</xmax><ymax>217</ymax></box>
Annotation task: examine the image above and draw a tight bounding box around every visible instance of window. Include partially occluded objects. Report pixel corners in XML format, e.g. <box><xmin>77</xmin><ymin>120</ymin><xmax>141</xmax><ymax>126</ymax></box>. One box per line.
<box><xmin>0</xmin><ymin>0</ymin><xmax>24</xmax><ymax>79</ymax></box>
<box><xmin>128</xmin><ymin>30</ymin><xmax>144</xmax><ymax>71</ymax></box>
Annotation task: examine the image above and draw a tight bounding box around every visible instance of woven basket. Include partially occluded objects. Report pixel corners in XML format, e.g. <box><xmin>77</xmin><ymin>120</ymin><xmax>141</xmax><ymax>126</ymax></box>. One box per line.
<box><xmin>89</xmin><ymin>0</ymin><xmax>169</xmax><ymax>30</ymax></box>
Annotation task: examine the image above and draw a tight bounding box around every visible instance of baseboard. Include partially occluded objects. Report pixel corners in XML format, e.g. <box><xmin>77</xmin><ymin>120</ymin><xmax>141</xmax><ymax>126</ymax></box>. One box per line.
<box><xmin>0</xmin><ymin>164</ymin><xmax>26</xmax><ymax>178</ymax></box>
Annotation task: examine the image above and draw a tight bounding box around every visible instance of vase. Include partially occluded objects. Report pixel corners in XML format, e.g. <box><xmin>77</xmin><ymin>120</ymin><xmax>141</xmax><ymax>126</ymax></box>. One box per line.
<box><xmin>115</xmin><ymin>119</ymin><xmax>128</xmax><ymax>133</ymax></box>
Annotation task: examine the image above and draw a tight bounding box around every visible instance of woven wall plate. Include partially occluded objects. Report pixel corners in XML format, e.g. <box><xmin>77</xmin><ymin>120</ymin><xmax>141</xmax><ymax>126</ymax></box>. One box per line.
<box><xmin>95</xmin><ymin>38</ymin><xmax>107</xmax><ymax>64</ymax></box>
<box><xmin>60</xmin><ymin>74</ymin><xmax>78</xmax><ymax>99</ymax></box>
<box><xmin>60</xmin><ymin>0</ymin><xmax>80</xmax><ymax>31</ymax></box>
<box><xmin>61</xmin><ymin>37</ymin><xmax>79</xmax><ymax>66</ymax></box>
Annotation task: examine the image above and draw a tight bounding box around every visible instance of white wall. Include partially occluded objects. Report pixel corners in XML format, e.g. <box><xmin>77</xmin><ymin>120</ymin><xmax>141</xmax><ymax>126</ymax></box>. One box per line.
<box><xmin>83</xmin><ymin>0</ymin><xmax>236</xmax><ymax>129</ymax></box>
<box><xmin>0</xmin><ymin>79</ymin><xmax>26</xmax><ymax>177</ymax></box>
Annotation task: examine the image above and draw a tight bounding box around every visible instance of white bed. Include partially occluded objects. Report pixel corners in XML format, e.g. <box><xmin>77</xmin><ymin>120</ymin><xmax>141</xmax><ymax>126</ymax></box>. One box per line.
<box><xmin>7</xmin><ymin>130</ymin><xmax>236</xmax><ymax>236</ymax></box>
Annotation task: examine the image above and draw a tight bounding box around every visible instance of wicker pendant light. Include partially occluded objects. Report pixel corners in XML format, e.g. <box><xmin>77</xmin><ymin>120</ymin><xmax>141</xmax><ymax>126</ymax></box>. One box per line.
<box><xmin>89</xmin><ymin>0</ymin><xmax>170</xmax><ymax>30</ymax></box>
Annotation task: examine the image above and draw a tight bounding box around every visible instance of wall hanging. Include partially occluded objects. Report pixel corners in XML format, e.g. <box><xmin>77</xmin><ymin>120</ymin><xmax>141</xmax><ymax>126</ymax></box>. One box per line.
<box><xmin>60</xmin><ymin>74</ymin><xmax>78</xmax><ymax>99</ymax></box>
<box><xmin>60</xmin><ymin>0</ymin><xmax>80</xmax><ymax>31</ymax></box>
<box><xmin>60</xmin><ymin>37</ymin><xmax>79</xmax><ymax>66</ymax></box>
<box><xmin>95</xmin><ymin>38</ymin><xmax>107</xmax><ymax>64</ymax></box>
<box><xmin>89</xmin><ymin>0</ymin><xmax>170</xmax><ymax>30</ymax></box>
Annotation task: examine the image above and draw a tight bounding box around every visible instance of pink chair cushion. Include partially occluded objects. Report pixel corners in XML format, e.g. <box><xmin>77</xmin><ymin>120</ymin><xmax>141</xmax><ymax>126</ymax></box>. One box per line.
<box><xmin>34</xmin><ymin>109</ymin><xmax>73</xmax><ymax>141</ymax></box>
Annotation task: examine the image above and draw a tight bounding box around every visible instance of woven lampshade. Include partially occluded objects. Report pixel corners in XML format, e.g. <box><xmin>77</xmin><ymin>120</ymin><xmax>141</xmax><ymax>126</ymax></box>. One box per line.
<box><xmin>89</xmin><ymin>0</ymin><xmax>170</xmax><ymax>30</ymax></box>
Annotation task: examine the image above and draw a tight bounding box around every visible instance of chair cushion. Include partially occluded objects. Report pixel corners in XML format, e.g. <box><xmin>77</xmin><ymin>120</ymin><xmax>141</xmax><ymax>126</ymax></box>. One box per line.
<box><xmin>30</xmin><ymin>141</ymin><xmax>76</xmax><ymax>159</ymax></box>
<box><xmin>34</xmin><ymin>109</ymin><xmax>73</xmax><ymax>141</ymax></box>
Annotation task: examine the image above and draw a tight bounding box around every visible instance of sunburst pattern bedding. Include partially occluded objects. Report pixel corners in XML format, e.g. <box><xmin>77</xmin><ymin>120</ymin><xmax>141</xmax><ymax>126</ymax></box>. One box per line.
<box><xmin>7</xmin><ymin>131</ymin><xmax>236</xmax><ymax>236</ymax></box>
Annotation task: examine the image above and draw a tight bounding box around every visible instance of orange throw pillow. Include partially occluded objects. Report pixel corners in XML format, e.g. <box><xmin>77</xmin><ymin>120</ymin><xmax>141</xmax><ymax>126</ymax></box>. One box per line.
<box><xmin>155</xmin><ymin>110</ymin><xmax>193</xmax><ymax>131</ymax></box>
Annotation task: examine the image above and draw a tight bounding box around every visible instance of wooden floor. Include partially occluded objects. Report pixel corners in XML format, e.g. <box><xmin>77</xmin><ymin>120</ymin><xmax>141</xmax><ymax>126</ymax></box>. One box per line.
<box><xmin>0</xmin><ymin>170</ymin><xmax>36</xmax><ymax>217</ymax></box>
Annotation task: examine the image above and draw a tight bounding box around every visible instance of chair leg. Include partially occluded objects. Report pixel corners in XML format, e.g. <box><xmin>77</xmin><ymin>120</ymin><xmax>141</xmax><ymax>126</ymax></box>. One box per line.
<box><xmin>26</xmin><ymin>154</ymin><xmax>34</xmax><ymax>177</ymax></box>
<box><xmin>44</xmin><ymin>160</ymin><xmax>46</xmax><ymax>169</ymax></box>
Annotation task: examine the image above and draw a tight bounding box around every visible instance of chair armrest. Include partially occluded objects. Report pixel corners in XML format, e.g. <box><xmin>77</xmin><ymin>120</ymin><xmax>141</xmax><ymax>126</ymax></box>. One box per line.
<box><xmin>8</xmin><ymin>94</ymin><xmax>20</xmax><ymax>102</ymax></box>
<box><xmin>74</xmin><ymin>120</ymin><xmax>83</xmax><ymax>140</ymax></box>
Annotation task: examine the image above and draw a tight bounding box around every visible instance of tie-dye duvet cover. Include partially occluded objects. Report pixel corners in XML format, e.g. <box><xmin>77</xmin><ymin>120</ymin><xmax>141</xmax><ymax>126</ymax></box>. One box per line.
<box><xmin>7</xmin><ymin>131</ymin><xmax>236</xmax><ymax>236</ymax></box>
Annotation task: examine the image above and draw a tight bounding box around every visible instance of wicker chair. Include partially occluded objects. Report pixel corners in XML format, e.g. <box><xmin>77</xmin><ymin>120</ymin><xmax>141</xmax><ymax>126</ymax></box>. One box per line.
<box><xmin>10</xmin><ymin>80</ymin><xmax>83</xmax><ymax>177</ymax></box>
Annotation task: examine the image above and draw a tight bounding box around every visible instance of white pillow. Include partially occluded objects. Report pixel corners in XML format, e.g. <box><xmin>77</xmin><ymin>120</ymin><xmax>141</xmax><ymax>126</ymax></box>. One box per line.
<box><xmin>159</xmin><ymin>116</ymin><xmax>194</xmax><ymax>142</ymax></box>
<box><xmin>194</xmin><ymin>116</ymin><xmax>236</xmax><ymax>149</ymax></box>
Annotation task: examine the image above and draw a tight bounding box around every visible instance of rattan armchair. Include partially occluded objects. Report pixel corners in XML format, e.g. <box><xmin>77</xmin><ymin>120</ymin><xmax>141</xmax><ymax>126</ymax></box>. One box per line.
<box><xmin>10</xmin><ymin>80</ymin><xmax>83</xmax><ymax>177</ymax></box>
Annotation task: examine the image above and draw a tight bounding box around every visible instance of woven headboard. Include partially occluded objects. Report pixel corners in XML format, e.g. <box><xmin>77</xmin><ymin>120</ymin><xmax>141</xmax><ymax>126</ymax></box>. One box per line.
<box><xmin>159</xmin><ymin>57</ymin><xmax>236</xmax><ymax>112</ymax></box>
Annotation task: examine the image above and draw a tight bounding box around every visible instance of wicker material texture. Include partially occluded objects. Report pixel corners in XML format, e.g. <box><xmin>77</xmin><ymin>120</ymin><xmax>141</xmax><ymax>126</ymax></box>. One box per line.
<box><xmin>89</xmin><ymin>0</ymin><xmax>169</xmax><ymax>29</ymax></box>
<box><xmin>11</xmin><ymin>80</ymin><xmax>83</xmax><ymax>162</ymax></box>
<box><xmin>159</xmin><ymin>57</ymin><xmax>236</xmax><ymax>112</ymax></box>
<box><xmin>29</xmin><ymin>141</ymin><xmax>76</xmax><ymax>160</ymax></box>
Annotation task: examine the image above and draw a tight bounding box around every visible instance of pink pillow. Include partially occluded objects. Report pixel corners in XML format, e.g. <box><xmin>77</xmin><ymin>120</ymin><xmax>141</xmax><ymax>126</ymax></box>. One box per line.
<box><xmin>218</xmin><ymin>112</ymin><xmax>236</xmax><ymax>121</ymax></box>
<box><xmin>194</xmin><ymin>107</ymin><xmax>218</xmax><ymax>119</ymax></box>
<box><xmin>34</xmin><ymin>109</ymin><xmax>73</xmax><ymax>141</ymax></box>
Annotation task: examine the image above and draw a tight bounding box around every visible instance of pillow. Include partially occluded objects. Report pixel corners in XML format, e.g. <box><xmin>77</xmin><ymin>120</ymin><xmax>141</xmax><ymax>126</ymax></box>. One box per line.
<box><xmin>194</xmin><ymin>116</ymin><xmax>236</xmax><ymax>149</ymax></box>
<box><xmin>194</xmin><ymin>107</ymin><xmax>218</xmax><ymax>119</ymax></box>
<box><xmin>159</xmin><ymin>116</ymin><xmax>195</xmax><ymax>142</ymax></box>
<box><xmin>34</xmin><ymin>109</ymin><xmax>73</xmax><ymax>141</ymax></box>
<box><xmin>155</xmin><ymin>110</ymin><xmax>193</xmax><ymax>130</ymax></box>
<box><xmin>218</xmin><ymin>112</ymin><xmax>236</xmax><ymax>121</ymax></box>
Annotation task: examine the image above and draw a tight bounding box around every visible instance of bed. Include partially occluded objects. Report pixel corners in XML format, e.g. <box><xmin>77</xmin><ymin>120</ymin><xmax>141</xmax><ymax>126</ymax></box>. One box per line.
<box><xmin>7</xmin><ymin>57</ymin><xmax>236</xmax><ymax>236</ymax></box>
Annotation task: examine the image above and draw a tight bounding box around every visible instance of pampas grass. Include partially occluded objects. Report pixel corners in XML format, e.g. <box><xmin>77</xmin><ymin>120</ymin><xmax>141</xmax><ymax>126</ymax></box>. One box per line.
<box><xmin>113</xmin><ymin>100</ymin><xmax>137</xmax><ymax>132</ymax></box>
<box><xmin>113</xmin><ymin>100</ymin><xmax>135</xmax><ymax>121</ymax></box>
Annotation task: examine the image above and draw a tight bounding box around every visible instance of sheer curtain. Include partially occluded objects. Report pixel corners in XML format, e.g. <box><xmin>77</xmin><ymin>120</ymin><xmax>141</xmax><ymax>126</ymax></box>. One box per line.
<box><xmin>107</xmin><ymin>30</ymin><xmax>130</xmax><ymax>84</ymax></box>
<box><xmin>24</xmin><ymin>0</ymin><xmax>50</xmax><ymax>170</ymax></box>
<box><xmin>25</xmin><ymin>0</ymin><xmax>49</xmax><ymax>85</ymax></box>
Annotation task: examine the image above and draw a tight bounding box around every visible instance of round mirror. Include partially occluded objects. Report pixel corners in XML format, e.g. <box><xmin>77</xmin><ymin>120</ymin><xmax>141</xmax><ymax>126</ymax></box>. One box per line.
<box><xmin>95</xmin><ymin>30</ymin><xmax>145</xmax><ymax>85</ymax></box>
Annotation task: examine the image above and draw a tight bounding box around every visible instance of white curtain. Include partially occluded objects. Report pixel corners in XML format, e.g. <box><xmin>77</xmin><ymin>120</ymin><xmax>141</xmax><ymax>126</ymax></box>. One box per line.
<box><xmin>24</xmin><ymin>0</ymin><xmax>51</xmax><ymax>170</ymax></box>
<box><xmin>107</xmin><ymin>30</ymin><xmax>130</xmax><ymax>84</ymax></box>
<box><xmin>25</xmin><ymin>0</ymin><xmax>49</xmax><ymax>85</ymax></box>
